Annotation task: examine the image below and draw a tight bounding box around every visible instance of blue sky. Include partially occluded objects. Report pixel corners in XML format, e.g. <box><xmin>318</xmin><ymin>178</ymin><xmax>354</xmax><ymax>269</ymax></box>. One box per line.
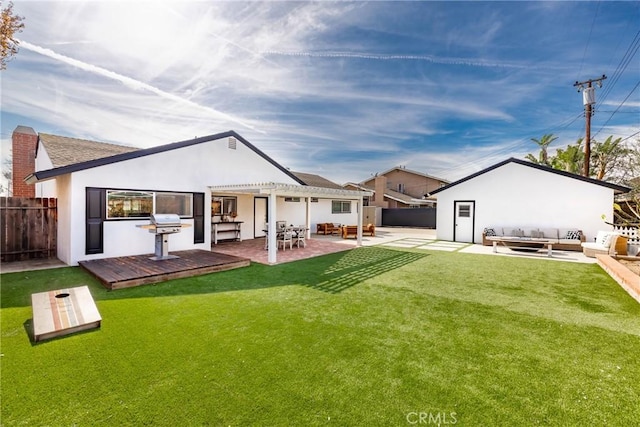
<box><xmin>2</xmin><ymin>1</ymin><xmax>639</xmax><ymax>186</ymax></box>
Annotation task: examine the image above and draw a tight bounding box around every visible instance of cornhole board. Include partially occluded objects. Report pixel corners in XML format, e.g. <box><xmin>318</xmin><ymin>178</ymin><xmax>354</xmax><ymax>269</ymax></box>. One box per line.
<box><xmin>31</xmin><ymin>285</ymin><xmax>102</xmax><ymax>342</ymax></box>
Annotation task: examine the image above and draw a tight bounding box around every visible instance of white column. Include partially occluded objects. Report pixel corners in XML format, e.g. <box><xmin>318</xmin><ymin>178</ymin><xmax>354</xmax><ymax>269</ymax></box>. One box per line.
<box><xmin>306</xmin><ymin>196</ymin><xmax>312</xmax><ymax>239</ymax></box>
<box><xmin>356</xmin><ymin>197</ymin><xmax>363</xmax><ymax>247</ymax></box>
<box><xmin>268</xmin><ymin>190</ymin><xmax>277</xmax><ymax>264</ymax></box>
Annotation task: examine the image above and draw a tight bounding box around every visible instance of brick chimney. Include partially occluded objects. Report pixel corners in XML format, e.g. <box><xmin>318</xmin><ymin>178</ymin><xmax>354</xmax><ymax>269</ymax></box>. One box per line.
<box><xmin>12</xmin><ymin>126</ymin><xmax>38</xmax><ymax>197</ymax></box>
<box><xmin>372</xmin><ymin>175</ymin><xmax>389</xmax><ymax>208</ymax></box>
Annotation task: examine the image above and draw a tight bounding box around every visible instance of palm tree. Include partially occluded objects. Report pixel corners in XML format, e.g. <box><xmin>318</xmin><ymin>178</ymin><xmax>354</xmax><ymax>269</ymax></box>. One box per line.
<box><xmin>551</xmin><ymin>139</ymin><xmax>584</xmax><ymax>174</ymax></box>
<box><xmin>525</xmin><ymin>134</ymin><xmax>558</xmax><ymax>166</ymax></box>
<box><xmin>591</xmin><ymin>135</ymin><xmax>628</xmax><ymax>180</ymax></box>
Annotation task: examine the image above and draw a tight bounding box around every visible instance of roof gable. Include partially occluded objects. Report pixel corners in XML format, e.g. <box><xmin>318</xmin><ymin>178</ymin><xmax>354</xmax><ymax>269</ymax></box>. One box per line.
<box><xmin>362</xmin><ymin>166</ymin><xmax>449</xmax><ymax>185</ymax></box>
<box><xmin>429</xmin><ymin>157</ymin><xmax>631</xmax><ymax>195</ymax></box>
<box><xmin>26</xmin><ymin>130</ymin><xmax>305</xmax><ymax>185</ymax></box>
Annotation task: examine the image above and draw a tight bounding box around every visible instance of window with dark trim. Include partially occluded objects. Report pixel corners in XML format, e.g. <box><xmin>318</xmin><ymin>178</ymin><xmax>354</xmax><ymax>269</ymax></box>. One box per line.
<box><xmin>211</xmin><ymin>196</ymin><xmax>237</xmax><ymax>217</ymax></box>
<box><xmin>106</xmin><ymin>190</ymin><xmax>193</xmax><ymax>219</ymax></box>
<box><xmin>87</xmin><ymin>187</ymin><xmax>201</xmax><ymax>255</ymax></box>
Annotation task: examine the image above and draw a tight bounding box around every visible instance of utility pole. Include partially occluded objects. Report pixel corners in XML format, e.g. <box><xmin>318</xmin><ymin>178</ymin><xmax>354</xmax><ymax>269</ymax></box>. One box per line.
<box><xmin>574</xmin><ymin>74</ymin><xmax>606</xmax><ymax>177</ymax></box>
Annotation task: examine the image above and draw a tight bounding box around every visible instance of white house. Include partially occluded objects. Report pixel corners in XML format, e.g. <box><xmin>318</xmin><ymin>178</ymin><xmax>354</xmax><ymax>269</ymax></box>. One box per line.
<box><xmin>13</xmin><ymin>126</ymin><xmax>370</xmax><ymax>265</ymax></box>
<box><xmin>430</xmin><ymin>158</ymin><xmax>630</xmax><ymax>244</ymax></box>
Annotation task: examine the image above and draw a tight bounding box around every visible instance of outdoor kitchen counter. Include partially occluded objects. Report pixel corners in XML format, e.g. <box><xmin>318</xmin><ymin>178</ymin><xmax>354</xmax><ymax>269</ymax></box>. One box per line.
<box><xmin>212</xmin><ymin>221</ymin><xmax>243</xmax><ymax>244</ymax></box>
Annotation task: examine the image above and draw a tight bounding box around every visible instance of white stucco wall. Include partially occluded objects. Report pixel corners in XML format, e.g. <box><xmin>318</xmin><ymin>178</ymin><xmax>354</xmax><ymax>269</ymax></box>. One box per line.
<box><xmin>273</xmin><ymin>198</ymin><xmax>358</xmax><ymax>230</ymax></box>
<box><xmin>435</xmin><ymin>162</ymin><xmax>615</xmax><ymax>244</ymax></box>
<box><xmin>34</xmin><ymin>142</ymin><xmax>56</xmax><ymax>197</ymax></box>
<box><xmin>50</xmin><ymin>135</ymin><xmax>301</xmax><ymax>265</ymax></box>
<box><xmin>208</xmin><ymin>195</ymin><xmax>359</xmax><ymax>242</ymax></box>
<box><xmin>55</xmin><ymin>174</ymin><xmax>72</xmax><ymax>264</ymax></box>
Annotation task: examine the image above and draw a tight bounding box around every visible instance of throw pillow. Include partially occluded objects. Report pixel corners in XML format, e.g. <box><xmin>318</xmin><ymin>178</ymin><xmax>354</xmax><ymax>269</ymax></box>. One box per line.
<box><xmin>565</xmin><ymin>230</ymin><xmax>581</xmax><ymax>240</ymax></box>
<box><xmin>484</xmin><ymin>228</ymin><xmax>496</xmax><ymax>237</ymax></box>
<box><xmin>596</xmin><ymin>231</ymin><xmax>609</xmax><ymax>246</ymax></box>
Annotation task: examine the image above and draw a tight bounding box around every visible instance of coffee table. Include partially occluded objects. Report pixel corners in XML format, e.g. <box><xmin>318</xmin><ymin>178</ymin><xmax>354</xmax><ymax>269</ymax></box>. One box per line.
<box><xmin>487</xmin><ymin>237</ymin><xmax>553</xmax><ymax>257</ymax></box>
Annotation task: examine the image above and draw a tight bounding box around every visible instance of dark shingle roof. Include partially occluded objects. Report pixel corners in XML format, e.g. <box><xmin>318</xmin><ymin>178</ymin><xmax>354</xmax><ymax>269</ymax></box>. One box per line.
<box><xmin>290</xmin><ymin>171</ymin><xmax>343</xmax><ymax>189</ymax></box>
<box><xmin>39</xmin><ymin>133</ymin><xmax>139</xmax><ymax>168</ymax></box>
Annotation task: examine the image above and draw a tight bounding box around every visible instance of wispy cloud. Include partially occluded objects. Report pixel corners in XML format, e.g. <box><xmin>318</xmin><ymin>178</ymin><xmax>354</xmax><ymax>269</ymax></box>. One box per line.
<box><xmin>3</xmin><ymin>0</ymin><xmax>638</xmax><ymax>190</ymax></box>
<box><xmin>262</xmin><ymin>50</ymin><xmax>531</xmax><ymax>69</ymax></box>
<box><xmin>17</xmin><ymin>39</ymin><xmax>261</xmax><ymax>133</ymax></box>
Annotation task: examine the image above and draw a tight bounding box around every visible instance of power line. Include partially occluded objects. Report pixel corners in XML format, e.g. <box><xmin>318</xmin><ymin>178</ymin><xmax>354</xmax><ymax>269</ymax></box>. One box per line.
<box><xmin>621</xmin><ymin>130</ymin><xmax>640</xmax><ymax>142</ymax></box>
<box><xmin>576</xmin><ymin>1</ymin><xmax>601</xmax><ymax>81</ymax></box>
<box><xmin>597</xmin><ymin>30</ymin><xmax>640</xmax><ymax>107</ymax></box>
<box><xmin>593</xmin><ymin>79</ymin><xmax>640</xmax><ymax>139</ymax></box>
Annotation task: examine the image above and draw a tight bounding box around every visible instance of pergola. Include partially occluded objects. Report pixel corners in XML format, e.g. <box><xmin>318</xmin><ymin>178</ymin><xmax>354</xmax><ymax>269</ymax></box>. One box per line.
<box><xmin>209</xmin><ymin>182</ymin><xmax>373</xmax><ymax>264</ymax></box>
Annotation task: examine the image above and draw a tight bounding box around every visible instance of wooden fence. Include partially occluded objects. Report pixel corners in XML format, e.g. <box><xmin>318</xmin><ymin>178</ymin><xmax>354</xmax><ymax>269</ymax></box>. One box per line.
<box><xmin>1</xmin><ymin>197</ymin><xmax>57</xmax><ymax>262</ymax></box>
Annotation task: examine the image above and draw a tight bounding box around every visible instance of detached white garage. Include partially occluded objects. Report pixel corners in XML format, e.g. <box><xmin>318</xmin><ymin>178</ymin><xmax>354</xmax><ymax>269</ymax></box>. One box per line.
<box><xmin>430</xmin><ymin>158</ymin><xmax>630</xmax><ymax>244</ymax></box>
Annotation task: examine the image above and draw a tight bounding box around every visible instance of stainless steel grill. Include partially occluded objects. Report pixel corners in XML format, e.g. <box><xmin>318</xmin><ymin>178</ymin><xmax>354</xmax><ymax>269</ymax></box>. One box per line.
<box><xmin>138</xmin><ymin>214</ymin><xmax>184</xmax><ymax>261</ymax></box>
<box><xmin>149</xmin><ymin>214</ymin><xmax>182</xmax><ymax>234</ymax></box>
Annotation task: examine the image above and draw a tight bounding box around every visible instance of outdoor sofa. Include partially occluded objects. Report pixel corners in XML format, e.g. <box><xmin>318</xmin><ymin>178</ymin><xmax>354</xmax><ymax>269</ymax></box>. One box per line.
<box><xmin>316</xmin><ymin>223</ymin><xmax>341</xmax><ymax>235</ymax></box>
<box><xmin>482</xmin><ymin>227</ymin><xmax>586</xmax><ymax>251</ymax></box>
<box><xmin>581</xmin><ymin>231</ymin><xmax>628</xmax><ymax>257</ymax></box>
<box><xmin>341</xmin><ymin>224</ymin><xmax>376</xmax><ymax>239</ymax></box>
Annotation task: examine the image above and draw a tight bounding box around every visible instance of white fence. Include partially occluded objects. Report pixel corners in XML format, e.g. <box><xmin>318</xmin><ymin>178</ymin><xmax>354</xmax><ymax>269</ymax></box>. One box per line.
<box><xmin>614</xmin><ymin>225</ymin><xmax>639</xmax><ymax>256</ymax></box>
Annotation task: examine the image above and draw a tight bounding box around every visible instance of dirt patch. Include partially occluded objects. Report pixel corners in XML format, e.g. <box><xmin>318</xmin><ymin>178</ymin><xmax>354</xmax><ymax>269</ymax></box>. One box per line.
<box><xmin>596</xmin><ymin>255</ymin><xmax>640</xmax><ymax>304</ymax></box>
<box><xmin>619</xmin><ymin>259</ymin><xmax>640</xmax><ymax>276</ymax></box>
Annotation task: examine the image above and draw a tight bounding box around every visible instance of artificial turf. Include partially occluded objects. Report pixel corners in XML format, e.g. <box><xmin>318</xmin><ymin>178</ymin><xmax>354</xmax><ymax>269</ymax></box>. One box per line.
<box><xmin>1</xmin><ymin>247</ymin><xmax>639</xmax><ymax>425</ymax></box>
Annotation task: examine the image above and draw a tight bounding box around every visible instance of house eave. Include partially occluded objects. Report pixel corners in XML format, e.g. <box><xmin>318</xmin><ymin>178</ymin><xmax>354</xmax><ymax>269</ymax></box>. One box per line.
<box><xmin>210</xmin><ymin>183</ymin><xmax>372</xmax><ymax>199</ymax></box>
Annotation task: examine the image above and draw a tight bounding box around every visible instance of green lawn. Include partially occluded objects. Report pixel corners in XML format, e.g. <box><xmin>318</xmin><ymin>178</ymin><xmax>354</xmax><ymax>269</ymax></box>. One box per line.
<box><xmin>2</xmin><ymin>247</ymin><xmax>639</xmax><ymax>425</ymax></box>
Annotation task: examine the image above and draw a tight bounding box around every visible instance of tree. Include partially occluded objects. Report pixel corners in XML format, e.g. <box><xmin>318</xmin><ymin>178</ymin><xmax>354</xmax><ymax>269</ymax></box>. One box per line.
<box><xmin>1</xmin><ymin>1</ymin><xmax>25</xmax><ymax>70</ymax></box>
<box><xmin>1</xmin><ymin>148</ymin><xmax>12</xmax><ymax>196</ymax></box>
<box><xmin>590</xmin><ymin>136</ymin><xmax>629</xmax><ymax>181</ymax></box>
<box><xmin>551</xmin><ymin>139</ymin><xmax>584</xmax><ymax>175</ymax></box>
<box><xmin>525</xmin><ymin>134</ymin><xmax>558</xmax><ymax>166</ymax></box>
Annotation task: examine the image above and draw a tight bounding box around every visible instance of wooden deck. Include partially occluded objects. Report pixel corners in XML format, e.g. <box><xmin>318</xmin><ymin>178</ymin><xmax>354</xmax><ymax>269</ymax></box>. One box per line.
<box><xmin>79</xmin><ymin>249</ymin><xmax>250</xmax><ymax>290</ymax></box>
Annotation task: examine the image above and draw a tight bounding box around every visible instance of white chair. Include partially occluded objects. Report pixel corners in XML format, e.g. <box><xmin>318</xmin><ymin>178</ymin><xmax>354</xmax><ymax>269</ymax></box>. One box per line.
<box><xmin>295</xmin><ymin>226</ymin><xmax>307</xmax><ymax>248</ymax></box>
<box><xmin>277</xmin><ymin>229</ymin><xmax>293</xmax><ymax>250</ymax></box>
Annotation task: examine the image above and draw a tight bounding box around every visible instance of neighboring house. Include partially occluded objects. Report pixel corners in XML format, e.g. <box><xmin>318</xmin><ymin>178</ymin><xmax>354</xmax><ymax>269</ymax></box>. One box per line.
<box><xmin>347</xmin><ymin>166</ymin><xmax>448</xmax><ymax>208</ymax></box>
<box><xmin>430</xmin><ymin>157</ymin><xmax>630</xmax><ymax>244</ymax></box>
<box><xmin>12</xmin><ymin>126</ymin><xmax>370</xmax><ymax>265</ymax></box>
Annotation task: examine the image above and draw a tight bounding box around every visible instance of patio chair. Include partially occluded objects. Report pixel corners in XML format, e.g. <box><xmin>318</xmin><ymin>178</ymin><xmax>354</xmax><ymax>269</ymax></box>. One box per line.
<box><xmin>295</xmin><ymin>226</ymin><xmax>307</xmax><ymax>248</ymax></box>
<box><xmin>277</xmin><ymin>229</ymin><xmax>293</xmax><ymax>250</ymax></box>
<box><xmin>276</xmin><ymin>221</ymin><xmax>287</xmax><ymax>230</ymax></box>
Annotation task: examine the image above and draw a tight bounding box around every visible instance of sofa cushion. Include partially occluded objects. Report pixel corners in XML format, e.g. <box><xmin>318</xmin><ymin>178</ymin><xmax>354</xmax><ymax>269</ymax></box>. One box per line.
<box><xmin>504</xmin><ymin>227</ymin><xmax>523</xmax><ymax>237</ymax></box>
<box><xmin>595</xmin><ymin>231</ymin><xmax>614</xmax><ymax>247</ymax></box>
<box><xmin>539</xmin><ymin>228</ymin><xmax>559</xmax><ymax>240</ymax></box>
<box><xmin>559</xmin><ymin>239</ymin><xmax>584</xmax><ymax>245</ymax></box>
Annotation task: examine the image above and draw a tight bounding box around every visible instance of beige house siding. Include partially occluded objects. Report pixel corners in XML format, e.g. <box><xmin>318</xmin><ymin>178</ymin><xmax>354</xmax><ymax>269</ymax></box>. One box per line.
<box><xmin>362</xmin><ymin>169</ymin><xmax>447</xmax><ymax>199</ymax></box>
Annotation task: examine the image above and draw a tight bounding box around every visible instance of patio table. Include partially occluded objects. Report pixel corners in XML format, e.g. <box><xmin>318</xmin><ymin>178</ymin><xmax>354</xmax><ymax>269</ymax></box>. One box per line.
<box><xmin>263</xmin><ymin>226</ymin><xmax>307</xmax><ymax>249</ymax></box>
<box><xmin>487</xmin><ymin>236</ymin><xmax>553</xmax><ymax>257</ymax></box>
